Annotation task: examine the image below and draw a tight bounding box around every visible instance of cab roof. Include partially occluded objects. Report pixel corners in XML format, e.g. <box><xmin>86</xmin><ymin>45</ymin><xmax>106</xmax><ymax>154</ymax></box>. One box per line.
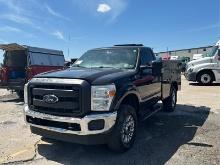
<box><xmin>92</xmin><ymin>44</ymin><xmax>150</xmax><ymax>50</ymax></box>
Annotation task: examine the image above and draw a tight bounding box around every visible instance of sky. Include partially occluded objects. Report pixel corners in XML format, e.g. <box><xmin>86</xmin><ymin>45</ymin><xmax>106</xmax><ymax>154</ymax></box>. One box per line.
<box><xmin>0</xmin><ymin>0</ymin><xmax>219</xmax><ymax>62</ymax></box>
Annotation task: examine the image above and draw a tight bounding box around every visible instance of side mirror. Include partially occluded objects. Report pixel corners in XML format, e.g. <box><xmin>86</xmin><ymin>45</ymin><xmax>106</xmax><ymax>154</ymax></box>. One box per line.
<box><xmin>140</xmin><ymin>61</ymin><xmax>162</xmax><ymax>76</ymax></box>
<box><xmin>140</xmin><ymin>65</ymin><xmax>150</xmax><ymax>70</ymax></box>
<box><xmin>152</xmin><ymin>61</ymin><xmax>162</xmax><ymax>76</ymax></box>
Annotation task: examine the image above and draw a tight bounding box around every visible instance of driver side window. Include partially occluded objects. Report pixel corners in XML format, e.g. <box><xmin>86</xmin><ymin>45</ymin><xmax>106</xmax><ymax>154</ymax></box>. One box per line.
<box><xmin>140</xmin><ymin>48</ymin><xmax>155</xmax><ymax>75</ymax></box>
<box><xmin>140</xmin><ymin>48</ymin><xmax>155</xmax><ymax>65</ymax></box>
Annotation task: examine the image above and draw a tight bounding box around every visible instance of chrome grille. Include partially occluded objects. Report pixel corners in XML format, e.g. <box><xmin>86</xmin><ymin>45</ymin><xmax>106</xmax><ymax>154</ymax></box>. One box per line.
<box><xmin>29</xmin><ymin>84</ymin><xmax>81</xmax><ymax>117</ymax></box>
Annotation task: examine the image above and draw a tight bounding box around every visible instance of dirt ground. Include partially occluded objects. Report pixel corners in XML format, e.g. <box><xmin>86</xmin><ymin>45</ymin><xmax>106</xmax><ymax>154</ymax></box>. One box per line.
<box><xmin>0</xmin><ymin>76</ymin><xmax>219</xmax><ymax>165</ymax></box>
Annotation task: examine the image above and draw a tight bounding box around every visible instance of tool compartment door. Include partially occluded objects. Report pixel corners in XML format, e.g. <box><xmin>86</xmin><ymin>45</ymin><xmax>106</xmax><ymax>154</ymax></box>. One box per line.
<box><xmin>162</xmin><ymin>60</ymin><xmax>181</xmax><ymax>99</ymax></box>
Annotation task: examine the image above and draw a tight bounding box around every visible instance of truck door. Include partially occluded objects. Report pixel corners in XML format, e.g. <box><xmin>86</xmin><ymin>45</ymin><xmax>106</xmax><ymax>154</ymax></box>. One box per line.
<box><xmin>135</xmin><ymin>48</ymin><xmax>161</xmax><ymax>102</ymax></box>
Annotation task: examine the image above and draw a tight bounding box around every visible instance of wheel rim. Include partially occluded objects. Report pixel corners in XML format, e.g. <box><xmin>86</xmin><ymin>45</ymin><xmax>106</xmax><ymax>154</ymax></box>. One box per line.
<box><xmin>201</xmin><ymin>74</ymin><xmax>211</xmax><ymax>84</ymax></box>
<box><xmin>172</xmin><ymin>90</ymin><xmax>176</xmax><ymax>108</ymax></box>
<box><xmin>121</xmin><ymin>115</ymin><xmax>135</xmax><ymax>145</ymax></box>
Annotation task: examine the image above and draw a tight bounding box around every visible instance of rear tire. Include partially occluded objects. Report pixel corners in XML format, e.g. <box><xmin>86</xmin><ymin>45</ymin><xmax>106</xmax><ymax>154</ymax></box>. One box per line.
<box><xmin>163</xmin><ymin>86</ymin><xmax>177</xmax><ymax>112</ymax></box>
<box><xmin>108</xmin><ymin>105</ymin><xmax>137</xmax><ymax>152</ymax></box>
<box><xmin>197</xmin><ymin>71</ymin><xmax>214</xmax><ymax>85</ymax></box>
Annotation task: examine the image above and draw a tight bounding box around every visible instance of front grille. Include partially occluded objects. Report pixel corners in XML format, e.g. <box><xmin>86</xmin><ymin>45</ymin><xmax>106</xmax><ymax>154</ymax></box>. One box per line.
<box><xmin>29</xmin><ymin>84</ymin><xmax>81</xmax><ymax>117</ymax></box>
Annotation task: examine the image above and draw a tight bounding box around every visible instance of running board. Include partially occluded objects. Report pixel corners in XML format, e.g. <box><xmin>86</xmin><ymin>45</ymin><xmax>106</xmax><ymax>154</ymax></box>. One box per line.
<box><xmin>140</xmin><ymin>104</ymin><xmax>162</xmax><ymax>122</ymax></box>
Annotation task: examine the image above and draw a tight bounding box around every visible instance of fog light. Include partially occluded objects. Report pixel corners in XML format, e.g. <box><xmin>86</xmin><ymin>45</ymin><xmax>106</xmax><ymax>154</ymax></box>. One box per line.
<box><xmin>88</xmin><ymin>119</ymin><xmax>105</xmax><ymax>131</ymax></box>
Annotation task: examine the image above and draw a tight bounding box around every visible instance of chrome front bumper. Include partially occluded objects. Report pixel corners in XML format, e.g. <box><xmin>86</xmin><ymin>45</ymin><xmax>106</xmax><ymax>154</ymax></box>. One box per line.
<box><xmin>24</xmin><ymin>105</ymin><xmax>117</xmax><ymax>136</ymax></box>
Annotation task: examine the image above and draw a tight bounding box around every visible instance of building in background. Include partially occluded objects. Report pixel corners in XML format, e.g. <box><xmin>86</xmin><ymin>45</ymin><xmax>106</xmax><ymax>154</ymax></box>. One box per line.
<box><xmin>156</xmin><ymin>45</ymin><xmax>213</xmax><ymax>60</ymax></box>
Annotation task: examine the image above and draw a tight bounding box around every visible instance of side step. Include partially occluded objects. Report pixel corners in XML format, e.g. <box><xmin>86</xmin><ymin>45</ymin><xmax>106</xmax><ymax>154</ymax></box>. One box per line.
<box><xmin>139</xmin><ymin>104</ymin><xmax>162</xmax><ymax>122</ymax></box>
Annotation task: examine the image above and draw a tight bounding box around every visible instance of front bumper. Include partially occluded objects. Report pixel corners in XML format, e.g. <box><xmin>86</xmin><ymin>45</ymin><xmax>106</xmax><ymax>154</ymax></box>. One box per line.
<box><xmin>184</xmin><ymin>72</ymin><xmax>197</xmax><ymax>82</ymax></box>
<box><xmin>24</xmin><ymin>106</ymin><xmax>117</xmax><ymax>144</ymax></box>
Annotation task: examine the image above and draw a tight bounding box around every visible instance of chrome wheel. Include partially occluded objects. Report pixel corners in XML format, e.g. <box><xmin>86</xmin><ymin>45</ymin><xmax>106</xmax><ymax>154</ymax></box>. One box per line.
<box><xmin>201</xmin><ymin>74</ymin><xmax>211</xmax><ymax>84</ymax></box>
<box><xmin>121</xmin><ymin>115</ymin><xmax>135</xmax><ymax>144</ymax></box>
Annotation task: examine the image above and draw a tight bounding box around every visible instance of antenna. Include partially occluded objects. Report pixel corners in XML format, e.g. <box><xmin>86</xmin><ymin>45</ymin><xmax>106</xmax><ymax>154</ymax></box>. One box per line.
<box><xmin>67</xmin><ymin>35</ymin><xmax>70</xmax><ymax>58</ymax></box>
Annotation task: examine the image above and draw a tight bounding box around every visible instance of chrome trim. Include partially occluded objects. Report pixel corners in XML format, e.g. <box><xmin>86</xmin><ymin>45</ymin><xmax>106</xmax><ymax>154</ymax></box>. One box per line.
<box><xmin>24</xmin><ymin>83</ymin><xmax>29</xmax><ymax>104</ymax></box>
<box><xmin>43</xmin><ymin>94</ymin><xmax>59</xmax><ymax>104</ymax></box>
<box><xmin>24</xmin><ymin>106</ymin><xmax>117</xmax><ymax>135</ymax></box>
<box><xmin>30</xmin><ymin>78</ymin><xmax>84</xmax><ymax>85</ymax></box>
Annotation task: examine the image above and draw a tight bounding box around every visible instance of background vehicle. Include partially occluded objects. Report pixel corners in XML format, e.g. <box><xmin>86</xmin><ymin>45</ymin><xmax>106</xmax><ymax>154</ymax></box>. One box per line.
<box><xmin>193</xmin><ymin>54</ymin><xmax>203</xmax><ymax>60</ymax></box>
<box><xmin>162</xmin><ymin>54</ymin><xmax>171</xmax><ymax>60</ymax></box>
<box><xmin>170</xmin><ymin>55</ymin><xmax>179</xmax><ymax>60</ymax></box>
<box><xmin>0</xmin><ymin>43</ymin><xmax>65</xmax><ymax>97</ymax></box>
<box><xmin>185</xmin><ymin>40</ymin><xmax>220</xmax><ymax>85</ymax></box>
<box><xmin>24</xmin><ymin>44</ymin><xmax>181</xmax><ymax>152</ymax></box>
<box><xmin>180</xmin><ymin>57</ymin><xmax>190</xmax><ymax>72</ymax></box>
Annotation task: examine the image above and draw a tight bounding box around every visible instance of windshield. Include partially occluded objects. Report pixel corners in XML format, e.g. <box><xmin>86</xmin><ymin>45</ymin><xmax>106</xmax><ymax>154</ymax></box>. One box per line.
<box><xmin>73</xmin><ymin>48</ymin><xmax>138</xmax><ymax>69</ymax></box>
<box><xmin>206</xmin><ymin>46</ymin><xmax>218</xmax><ymax>57</ymax></box>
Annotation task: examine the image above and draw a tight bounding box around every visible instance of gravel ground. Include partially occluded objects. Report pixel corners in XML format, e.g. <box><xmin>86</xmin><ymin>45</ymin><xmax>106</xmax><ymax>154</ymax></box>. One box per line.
<box><xmin>0</xmin><ymin>89</ymin><xmax>9</xmax><ymax>96</ymax></box>
<box><xmin>0</xmin><ymin>76</ymin><xmax>219</xmax><ymax>165</ymax></box>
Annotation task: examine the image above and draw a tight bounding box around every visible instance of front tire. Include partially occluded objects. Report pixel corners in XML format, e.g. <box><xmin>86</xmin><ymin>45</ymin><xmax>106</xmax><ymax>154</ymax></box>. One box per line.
<box><xmin>197</xmin><ymin>71</ymin><xmax>214</xmax><ymax>85</ymax></box>
<box><xmin>108</xmin><ymin>105</ymin><xmax>137</xmax><ymax>152</ymax></box>
<box><xmin>163</xmin><ymin>86</ymin><xmax>177</xmax><ymax>112</ymax></box>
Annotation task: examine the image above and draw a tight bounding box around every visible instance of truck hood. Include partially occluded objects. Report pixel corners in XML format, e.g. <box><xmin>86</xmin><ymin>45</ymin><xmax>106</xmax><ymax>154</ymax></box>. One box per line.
<box><xmin>187</xmin><ymin>57</ymin><xmax>212</xmax><ymax>68</ymax></box>
<box><xmin>35</xmin><ymin>67</ymin><xmax>135</xmax><ymax>84</ymax></box>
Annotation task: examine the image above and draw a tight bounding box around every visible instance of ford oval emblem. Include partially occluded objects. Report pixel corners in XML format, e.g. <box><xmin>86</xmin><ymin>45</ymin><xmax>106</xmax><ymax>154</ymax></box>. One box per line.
<box><xmin>43</xmin><ymin>94</ymin><xmax>59</xmax><ymax>104</ymax></box>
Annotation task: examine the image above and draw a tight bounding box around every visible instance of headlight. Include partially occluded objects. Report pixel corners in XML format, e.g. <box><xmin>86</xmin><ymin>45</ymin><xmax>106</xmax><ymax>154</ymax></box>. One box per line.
<box><xmin>91</xmin><ymin>84</ymin><xmax>116</xmax><ymax>111</ymax></box>
<box><xmin>24</xmin><ymin>83</ymin><xmax>28</xmax><ymax>104</ymax></box>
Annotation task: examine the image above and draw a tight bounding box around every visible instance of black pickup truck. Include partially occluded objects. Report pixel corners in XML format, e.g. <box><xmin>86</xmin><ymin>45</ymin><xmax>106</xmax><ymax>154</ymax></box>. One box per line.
<box><xmin>24</xmin><ymin>44</ymin><xmax>181</xmax><ymax>152</ymax></box>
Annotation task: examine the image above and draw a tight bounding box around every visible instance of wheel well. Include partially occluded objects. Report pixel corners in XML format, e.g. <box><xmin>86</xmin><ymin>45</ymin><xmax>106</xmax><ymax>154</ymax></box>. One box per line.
<box><xmin>172</xmin><ymin>81</ymin><xmax>178</xmax><ymax>91</ymax></box>
<box><xmin>121</xmin><ymin>94</ymin><xmax>139</xmax><ymax>113</ymax></box>
<box><xmin>196</xmin><ymin>69</ymin><xmax>216</xmax><ymax>81</ymax></box>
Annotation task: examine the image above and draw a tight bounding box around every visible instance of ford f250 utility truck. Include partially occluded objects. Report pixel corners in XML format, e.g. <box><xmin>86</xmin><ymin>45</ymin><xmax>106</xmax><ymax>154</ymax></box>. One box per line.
<box><xmin>24</xmin><ymin>44</ymin><xmax>181</xmax><ymax>152</ymax></box>
<box><xmin>185</xmin><ymin>40</ymin><xmax>220</xmax><ymax>85</ymax></box>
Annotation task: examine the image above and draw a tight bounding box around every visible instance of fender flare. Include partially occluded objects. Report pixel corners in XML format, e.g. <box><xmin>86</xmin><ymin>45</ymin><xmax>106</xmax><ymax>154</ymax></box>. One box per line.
<box><xmin>114</xmin><ymin>90</ymin><xmax>141</xmax><ymax>110</ymax></box>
